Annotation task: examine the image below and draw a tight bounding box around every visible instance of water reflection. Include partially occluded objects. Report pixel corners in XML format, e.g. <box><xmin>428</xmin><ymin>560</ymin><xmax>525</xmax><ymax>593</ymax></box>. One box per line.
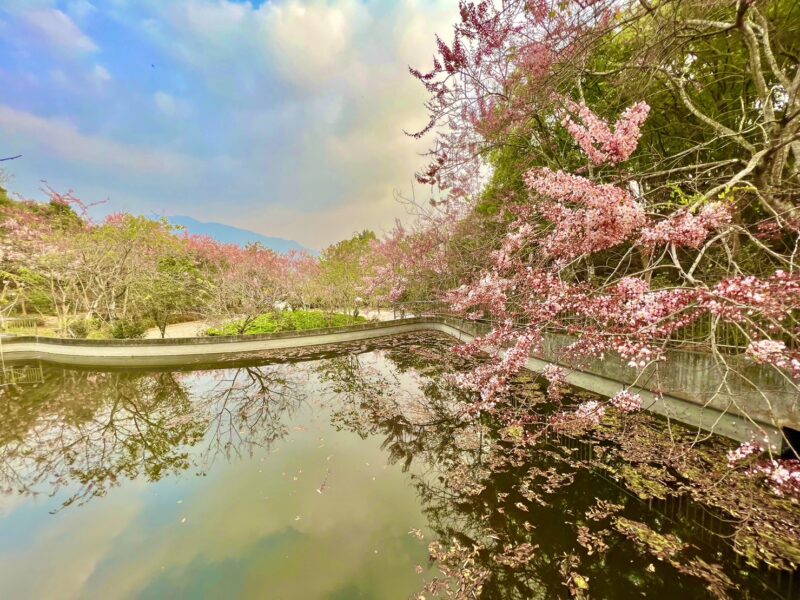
<box><xmin>0</xmin><ymin>332</ymin><xmax>797</xmax><ymax>599</ymax></box>
<box><xmin>0</xmin><ymin>369</ymin><xmax>204</xmax><ymax>508</ymax></box>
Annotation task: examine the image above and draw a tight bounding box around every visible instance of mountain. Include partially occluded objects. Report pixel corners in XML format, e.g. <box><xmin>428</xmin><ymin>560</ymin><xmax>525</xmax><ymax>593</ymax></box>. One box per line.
<box><xmin>167</xmin><ymin>216</ymin><xmax>312</xmax><ymax>255</ymax></box>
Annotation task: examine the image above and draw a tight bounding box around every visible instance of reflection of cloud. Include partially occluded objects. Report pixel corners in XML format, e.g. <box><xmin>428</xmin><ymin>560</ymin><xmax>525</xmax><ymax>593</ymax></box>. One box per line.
<box><xmin>79</xmin><ymin>425</ymin><xmax>425</xmax><ymax>598</ymax></box>
<box><xmin>0</xmin><ymin>493</ymin><xmax>143</xmax><ymax>600</ymax></box>
<box><xmin>0</xmin><ymin>493</ymin><xmax>27</xmax><ymax>519</ymax></box>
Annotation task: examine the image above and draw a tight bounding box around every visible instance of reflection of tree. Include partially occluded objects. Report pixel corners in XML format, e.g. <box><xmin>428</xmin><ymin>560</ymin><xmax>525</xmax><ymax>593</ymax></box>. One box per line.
<box><xmin>0</xmin><ymin>370</ymin><xmax>204</xmax><ymax>509</ymax></box>
<box><xmin>315</xmin><ymin>348</ymin><xmax>476</xmax><ymax>473</ymax></box>
<box><xmin>197</xmin><ymin>366</ymin><xmax>305</xmax><ymax>465</ymax></box>
<box><xmin>0</xmin><ymin>363</ymin><xmax>306</xmax><ymax>510</ymax></box>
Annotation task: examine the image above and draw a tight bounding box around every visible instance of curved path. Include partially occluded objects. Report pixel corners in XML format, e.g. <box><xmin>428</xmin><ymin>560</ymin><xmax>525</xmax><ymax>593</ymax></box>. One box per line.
<box><xmin>0</xmin><ymin>316</ymin><xmax>793</xmax><ymax>446</ymax></box>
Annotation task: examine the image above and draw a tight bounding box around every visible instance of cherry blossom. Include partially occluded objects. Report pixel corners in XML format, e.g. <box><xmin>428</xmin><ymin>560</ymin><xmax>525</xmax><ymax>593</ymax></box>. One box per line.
<box><xmin>703</xmin><ymin>271</ymin><xmax>800</xmax><ymax>324</ymax></box>
<box><xmin>609</xmin><ymin>390</ymin><xmax>643</xmax><ymax>413</ymax></box>
<box><xmin>541</xmin><ymin>365</ymin><xmax>568</xmax><ymax>402</ymax></box>
<box><xmin>638</xmin><ymin>203</ymin><xmax>732</xmax><ymax>249</ymax></box>
<box><xmin>726</xmin><ymin>440</ymin><xmax>765</xmax><ymax>467</ymax></box>
<box><xmin>746</xmin><ymin>340</ymin><xmax>800</xmax><ymax>380</ymax></box>
<box><xmin>446</xmin><ymin>271</ymin><xmax>510</xmax><ymax>319</ymax></box>
<box><xmin>409</xmin><ymin>0</ymin><xmax>618</xmax><ymax>202</ymax></box>
<box><xmin>562</xmin><ymin>101</ymin><xmax>651</xmax><ymax>165</ymax></box>
<box><xmin>524</xmin><ymin>169</ymin><xmax>645</xmax><ymax>260</ymax></box>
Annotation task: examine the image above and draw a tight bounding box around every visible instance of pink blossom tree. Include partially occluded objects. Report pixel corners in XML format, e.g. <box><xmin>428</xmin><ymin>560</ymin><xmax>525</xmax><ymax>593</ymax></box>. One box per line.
<box><xmin>191</xmin><ymin>238</ymin><xmax>289</xmax><ymax>335</ymax></box>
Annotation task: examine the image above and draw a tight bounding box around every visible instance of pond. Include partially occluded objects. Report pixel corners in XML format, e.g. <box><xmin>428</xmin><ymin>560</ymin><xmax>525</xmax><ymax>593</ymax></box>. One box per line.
<box><xmin>0</xmin><ymin>332</ymin><xmax>797</xmax><ymax>599</ymax></box>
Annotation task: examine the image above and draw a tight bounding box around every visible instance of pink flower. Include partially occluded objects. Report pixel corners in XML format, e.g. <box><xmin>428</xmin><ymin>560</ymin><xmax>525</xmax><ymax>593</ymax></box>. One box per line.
<box><xmin>524</xmin><ymin>169</ymin><xmax>645</xmax><ymax>260</ymax></box>
<box><xmin>747</xmin><ymin>459</ymin><xmax>800</xmax><ymax>500</ymax></box>
<box><xmin>746</xmin><ymin>340</ymin><xmax>800</xmax><ymax>379</ymax></box>
<box><xmin>542</xmin><ymin>365</ymin><xmax>568</xmax><ymax>402</ymax></box>
<box><xmin>574</xmin><ymin>400</ymin><xmax>606</xmax><ymax>425</ymax></box>
<box><xmin>727</xmin><ymin>440</ymin><xmax>764</xmax><ymax>467</ymax></box>
<box><xmin>562</xmin><ymin>101</ymin><xmax>650</xmax><ymax>165</ymax></box>
<box><xmin>638</xmin><ymin>203</ymin><xmax>731</xmax><ymax>249</ymax></box>
<box><xmin>610</xmin><ymin>390</ymin><xmax>642</xmax><ymax>413</ymax></box>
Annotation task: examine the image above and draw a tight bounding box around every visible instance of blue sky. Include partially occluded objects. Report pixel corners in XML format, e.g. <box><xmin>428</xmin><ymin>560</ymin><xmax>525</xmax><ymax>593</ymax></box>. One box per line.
<box><xmin>0</xmin><ymin>0</ymin><xmax>457</xmax><ymax>249</ymax></box>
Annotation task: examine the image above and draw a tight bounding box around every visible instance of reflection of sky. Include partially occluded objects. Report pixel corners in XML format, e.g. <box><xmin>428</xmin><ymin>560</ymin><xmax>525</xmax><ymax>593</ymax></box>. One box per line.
<box><xmin>0</xmin><ymin>0</ymin><xmax>458</xmax><ymax>249</ymax></box>
<box><xmin>0</xmin><ymin>361</ymin><xmax>432</xmax><ymax>599</ymax></box>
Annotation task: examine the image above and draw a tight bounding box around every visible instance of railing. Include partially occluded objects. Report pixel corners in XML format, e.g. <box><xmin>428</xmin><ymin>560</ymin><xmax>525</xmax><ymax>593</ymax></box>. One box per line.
<box><xmin>389</xmin><ymin>300</ymin><xmax>771</xmax><ymax>354</ymax></box>
<box><xmin>0</xmin><ymin>317</ymin><xmax>40</xmax><ymax>335</ymax></box>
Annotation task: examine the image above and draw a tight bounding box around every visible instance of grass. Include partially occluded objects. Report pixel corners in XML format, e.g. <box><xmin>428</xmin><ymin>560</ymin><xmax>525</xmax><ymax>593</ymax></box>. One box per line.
<box><xmin>206</xmin><ymin>310</ymin><xmax>367</xmax><ymax>336</ymax></box>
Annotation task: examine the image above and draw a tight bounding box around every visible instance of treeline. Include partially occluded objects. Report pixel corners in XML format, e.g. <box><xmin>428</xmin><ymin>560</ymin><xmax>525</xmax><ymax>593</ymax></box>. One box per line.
<box><xmin>0</xmin><ymin>185</ymin><xmax>378</xmax><ymax>338</ymax></box>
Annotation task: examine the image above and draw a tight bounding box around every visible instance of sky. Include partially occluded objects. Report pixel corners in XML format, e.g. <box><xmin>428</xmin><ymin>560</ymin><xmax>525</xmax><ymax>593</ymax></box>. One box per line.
<box><xmin>0</xmin><ymin>0</ymin><xmax>458</xmax><ymax>250</ymax></box>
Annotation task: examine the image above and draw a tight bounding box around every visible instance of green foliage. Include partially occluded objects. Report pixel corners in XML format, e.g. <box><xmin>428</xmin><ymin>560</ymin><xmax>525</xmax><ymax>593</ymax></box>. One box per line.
<box><xmin>316</xmin><ymin>230</ymin><xmax>376</xmax><ymax>310</ymax></box>
<box><xmin>207</xmin><ymin>310</ymin><xmax>366</xmax><ymax>336</ymax></box>
<box><xmin>138</xmin><ymin>255</ymin><xmax>209</xmax><ymax>337</ymax></box>
<box><xmin>110</xmin><ymin>319</ymin><xmax>147</xmax><ymax>339</ymax></box>
<box><xmin>0</xmin><ymin>184</ymin><xmax>10</xmax><ymax>207</ymax></box>
<box><xmin>64</xmin><ymin>316</ymin><xmax>108</xmax><ymax>339</ymax></box>
<box><xmin>66</xmin><ymin>318</ymin><xmax>89</xmax><ymax>339</ymax></box>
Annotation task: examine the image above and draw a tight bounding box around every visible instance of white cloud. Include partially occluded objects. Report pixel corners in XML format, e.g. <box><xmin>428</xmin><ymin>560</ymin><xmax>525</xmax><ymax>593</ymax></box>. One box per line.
<box><xmin>153</xmin><ymin>91</ymin><xmax>177</xmax><ymax>116</ymax></box>
<box><xmin>92</xmin><ymin>64</ymin><xmax>111</xmax><ymax>83</ymax></box>
<box><xmin>262</xmin><ymin>0</ymin><xmax>369</xmax><ymax>89</ymax></box>
<box><xmin>0</xmin><ymin>105</ymin><xmax>197</xmax><ymax>176</ymax></box>
<box><xmin>17</xmin><ymin>8</ymin><xmax>98</xmax><ymax>54</ymax></box>
<box><xmin>132</xmin><ymin>0</ymin><xmax>459</xmax><ymax>248</ymax></box>
<box><xmin>66</xmin><ymin>0</ymin><xmax>97</xmax><ymax>22</ymax></box>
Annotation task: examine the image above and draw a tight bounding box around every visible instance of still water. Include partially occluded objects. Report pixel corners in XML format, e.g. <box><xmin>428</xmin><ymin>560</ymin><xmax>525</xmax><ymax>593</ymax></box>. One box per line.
<box><xmin>0</xmin><ymin>332</ymin><xmax>797</xmax><ymax>599</ymax></box>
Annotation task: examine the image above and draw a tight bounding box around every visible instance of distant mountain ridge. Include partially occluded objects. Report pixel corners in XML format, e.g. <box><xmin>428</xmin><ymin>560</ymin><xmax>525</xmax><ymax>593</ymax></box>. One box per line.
<box><xmin>167</xmin><ymin>216</ymin><xmax>311</xmax><ymax>255</ymax></box>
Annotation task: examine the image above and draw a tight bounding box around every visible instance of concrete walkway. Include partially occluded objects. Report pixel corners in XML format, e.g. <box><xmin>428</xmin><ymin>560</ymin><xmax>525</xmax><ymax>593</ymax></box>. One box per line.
<box><xmin>144</xmin><ymin>321</ymin><xmax>208</xmax><ymax>339</ymax></box>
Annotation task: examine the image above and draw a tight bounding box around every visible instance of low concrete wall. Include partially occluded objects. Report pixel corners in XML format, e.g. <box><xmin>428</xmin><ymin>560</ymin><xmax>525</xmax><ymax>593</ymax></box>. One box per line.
<box><xmin>1</xmin><ymin>316</ymin><xmax>795</xmax><ymax>445</ymax></box>
<box><xmin>434</xmin><ymin>317</ymin><xmax>794</xmax><ymax>446</ymax></box>
<box><xmin>0</xmin><ymin>319</ymin><xmax>443</xmax><ymax>366</ymax></box>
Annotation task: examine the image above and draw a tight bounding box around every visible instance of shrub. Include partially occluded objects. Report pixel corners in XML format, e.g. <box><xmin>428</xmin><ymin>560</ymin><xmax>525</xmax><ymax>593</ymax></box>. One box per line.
<box><xmin>66</xmin><ymin>318</ymin><xmax>89</xmax><ymax>339</ymax></box>
<box><xmin>207</xmin><ymin>310</ymin><xmax>366</xmax><ymax>336</ymax></box>
<box><xmin>110</xmin><ymin>319</ymin><xmax>147</xmax><ymax>339</ymax></box>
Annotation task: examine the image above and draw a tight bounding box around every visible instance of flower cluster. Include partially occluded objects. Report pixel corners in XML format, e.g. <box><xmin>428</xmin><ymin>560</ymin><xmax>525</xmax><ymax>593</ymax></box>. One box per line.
<box><xmin>551</xmin><ymin>400</ymin><xmax>606</xmax><ymax>434</ymax></box>
<box><xmin>748</xmin><ymin>460</ymin><xmax>800</xmax><ymax>500</ymax></box>
<box><xmin>574</xmin><ymin>400</ymin><xmax>606</xmax><ymax>425</ymax></box>
<box><xmin>541</xmin><ymin>365</ymin><xmax>568</xmax><ymax>402</ymax></box>
<box><xmin>726</xmin><ymin>440</ymin><xmax>764</xmax><ymax>467</ymax></box>
<box><xmin>525</xmin><ymin>169</ymin><xmax>645</xmax><ymax>260</ymax></box>
<box><xmin>609</xmin><ymin>390</ymin><xmax>643</xmax><ymax>413</ymax></box>
<box><xmin>451</xmin><ymin>331</ymin><xmax>541</xmax><ymax>408</ymax></box>
<box><xmin>704</xmin><ymin>271</ymin><xmax>800</xmax><ymax>323</ymax></box>
<box><xmin>562</xmin><ymin>101</ymin><xmax>651</xmax><ymax>165</ymax></box>
<box><xmin>518</xmin><ymin>42</ymin><xmax>555</xmax><ymax>81</ymax></box>
<box><xmin>638</xmin><ymin>203</ymin><xmax>732</xmax><ymax>249</ymax></box>
<box><xmin>362</xmin><ymin>220</ymin><xmax>451</xmax><ymax>304</ymax></box>
<box><xmin>614</xmin><ymin>340</ymin><xmax>664</xmax><ymax>369</ymax></box>
<box><xmin>746</xmin><ymin>340</ymin><xmax>800</xmax><ymax>380</ymax></box>
<box><xmin>447</xmin><ymin>271</ymin><xmax>510</xmax><ymax>318</ymax></box>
